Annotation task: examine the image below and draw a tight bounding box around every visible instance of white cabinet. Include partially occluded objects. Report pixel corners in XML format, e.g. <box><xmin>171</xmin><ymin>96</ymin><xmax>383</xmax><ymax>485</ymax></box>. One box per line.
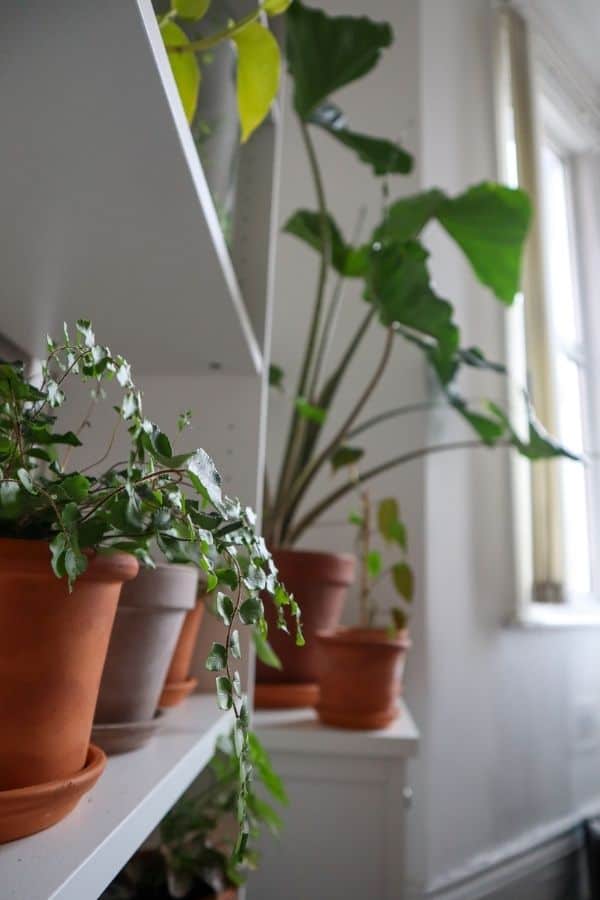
<box><xmin>250</xmin><ymin>705</ymin><xmax>419</xmax><ymax>900</ymax></box>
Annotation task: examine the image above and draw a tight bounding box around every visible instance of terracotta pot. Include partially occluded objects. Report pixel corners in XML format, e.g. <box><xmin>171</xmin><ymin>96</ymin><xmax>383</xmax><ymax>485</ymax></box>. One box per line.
<box><xmin>94</xmin><ymin>563</ymin><xmax>198</xmax><ymax>736</ymax></box>
<box><xmin>256</xmin><ymin>549</ymin><xmax>355</xmax><ymax>698</ymax></box>
<box><xmin>315</xmin><ymin>627</ymin><xmax>411</xmax><ymax>730</ymax></box>
<box><xmin>0</xmin><ymin>539</ymin><xmax>138</xmax><ymax>792</ymax></box>
<box><xmin>159</xmin><ymin>596</ymin><xmax>206</xmax><ymax>708</ymax></box>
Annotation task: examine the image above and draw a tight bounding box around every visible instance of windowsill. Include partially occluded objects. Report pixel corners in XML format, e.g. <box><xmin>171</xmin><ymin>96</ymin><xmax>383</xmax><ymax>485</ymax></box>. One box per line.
<box><xmin>509</xmin><ymin>604</ymin><xmax>600</xmax><ymax>629</ymax></box>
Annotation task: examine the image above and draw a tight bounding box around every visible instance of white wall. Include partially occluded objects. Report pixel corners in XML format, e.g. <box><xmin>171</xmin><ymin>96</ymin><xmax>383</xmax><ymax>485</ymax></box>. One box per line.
<box><xmin>267</xmin><ymin>0</ymin><xmax>600</xmax><ymax>895</ymax></box>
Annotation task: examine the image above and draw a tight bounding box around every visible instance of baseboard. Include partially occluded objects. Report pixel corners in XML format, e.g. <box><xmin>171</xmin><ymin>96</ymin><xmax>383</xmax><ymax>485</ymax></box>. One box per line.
<box><xmin>424</xmin><ymin>814</ymin><xmax>588</xmax><ymax>900</ymax></box>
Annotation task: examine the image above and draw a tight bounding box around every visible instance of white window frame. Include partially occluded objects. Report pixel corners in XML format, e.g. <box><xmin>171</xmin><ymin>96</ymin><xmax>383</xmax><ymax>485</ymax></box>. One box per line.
<box><xmin>494</xmin><ymin>4</ymin><xmax>600</xmax><ymax>627</ymax></box>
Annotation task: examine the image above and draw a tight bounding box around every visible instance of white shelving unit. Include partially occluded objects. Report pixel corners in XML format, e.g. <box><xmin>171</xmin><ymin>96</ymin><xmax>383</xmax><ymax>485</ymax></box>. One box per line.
<box><xmin>0</xmin><ymin>1</ymin><xmax>283</xmax><ymax>897</ymax></box>
<box><xmin>0</xmin><ymin>697</ymin><xmax>234</xmax><ymax>900</ymax></box>
<box><xmin>1</xmin><ymin>0</ymin><xmax>261</xmax><ymax>375</ymax></box>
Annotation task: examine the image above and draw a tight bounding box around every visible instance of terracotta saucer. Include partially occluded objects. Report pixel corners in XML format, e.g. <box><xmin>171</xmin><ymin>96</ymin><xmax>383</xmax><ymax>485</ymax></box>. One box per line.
<box><xmin>158</xmin><ymin>676</ymin><xmax>198</xmax><ymax>709</ymax></box>
<box><xmin>0</xmin><ymin>744</ymin><xmax>106</xmax><ymax>843</ymax></box>
<box><xmin>92</xmin><ymin>711</ymin><xmax>163</xmax><ymax>755</ymax></box>
<box><xmin>254</xmin><ymin>682</ymin><xmax>320</xmax><ymax>709</ymax></box>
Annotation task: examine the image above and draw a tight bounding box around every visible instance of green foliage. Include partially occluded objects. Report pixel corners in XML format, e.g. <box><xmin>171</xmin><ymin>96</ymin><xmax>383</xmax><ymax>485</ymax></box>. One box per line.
<box><xmin>105</xmin><ymin>729</ymin><xmax>287</xmax><ymax>898</ymax></box>
<box><xmin>261</xmin><ymin>1</ymin><xmax>576</xmax><ymax>550</ymax></box>
<box><xmin>286</xmin><ymin>0</ymin><xmax>392</xmax><ymax>118</ymax></box>
<box><xmin>353</xmin><ymin>491</ymin><xmax>413</xmax><ymax>630</ymax></box>
<box><xmin>0</xmin><ymin>321</ymin><xmax>299</xmax><ymax>856</ymax></box>
<box><xmin>159</xmin><ymin>0</ymin><xmax>288</xmax><ymax>141</ymax></box>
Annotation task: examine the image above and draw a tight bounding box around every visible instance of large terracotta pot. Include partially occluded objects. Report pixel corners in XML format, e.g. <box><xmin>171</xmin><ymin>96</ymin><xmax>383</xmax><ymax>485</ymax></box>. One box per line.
<box><xmin>159</xmin><ymin>595</ymin><xmax>206</xmax><ymax>708</ymax></box>
<box><xmin>315</xmin><ymin>627</ymin><xmax>411</xmax><ymax>730</ymax></box>
<box><xmin>255</xmin><ymin>549</ymin><xmax>355</xmax><ymax>708</ymax></box>
<box><xmin>94</xmin><ymin>564</ymin><xmax>198</xmax><ymax>750</ymax></box>
<box><xmin>0</xmin><ymin>539</ymin><xmax>138</xmax><ymax>790</ymax></box>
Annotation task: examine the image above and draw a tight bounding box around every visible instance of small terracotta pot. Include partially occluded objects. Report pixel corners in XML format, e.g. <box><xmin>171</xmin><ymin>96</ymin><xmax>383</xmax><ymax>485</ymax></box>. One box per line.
<box><xmin>94</xmin><ymin>564</ymin><xmax>198</xmax><ymax>741</ymax></box>
<box><xmin>315</xmin><ymin>627</ymin><xmax>411</xmax><ymax>730</ymax></box>
<box><xmin>255</xmin><ymin>549</ymin><xmax>355</xmax><ymax>707</ymax></box>
<box><xmin>0</xmin><ymin>539</ymin><xmax>138</xmax><ymax>791</ymax></box>
<box><xmin>159</xmin><ymin>596</ymin><xmax>206</xmax><ymax>708</ymax></box>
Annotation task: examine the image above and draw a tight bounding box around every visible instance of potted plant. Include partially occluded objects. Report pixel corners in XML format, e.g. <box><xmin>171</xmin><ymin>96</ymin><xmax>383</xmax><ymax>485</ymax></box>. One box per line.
<box><xmin>160</xmin><ymin>576</ymin><xmax>209</xmax><ymax>709</ymax></box>
<box><xmin>0</xmin><ymin>321</ymin><xmax>299</xmax><ymax>846</ymax></box>
<box><xmin>256</xmin><ymin>0</ymin><xmax>577</xmax><ymax>707</ymax></box>
<box><xmin>316</xmin><ymin>492</ymin><xmax>413</xmax><ymax>729</ymax></box>
<box><xmin>102</xmin><ymin>728</ymin><xmax>287</xmax><ymax>899</ymax></box>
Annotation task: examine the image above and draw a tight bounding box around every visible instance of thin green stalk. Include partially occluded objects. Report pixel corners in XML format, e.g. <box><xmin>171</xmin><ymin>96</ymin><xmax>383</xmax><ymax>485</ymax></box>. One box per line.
<box><xmin>282</xmin><ymin>326</ymin><xmax>394</xmax><ymax>534</ymax></box>
<box><xmin>169</xmin><ymin>8</ymin><xmax>261</xmax><ymax>53</ymax></box>
<box><xmin>287</xmin><ymin>439</ymin><xmax>510</xmax><ymax>544</ymax></box>
<box><xmin>307</xmin><ymin>205</ymin><xmax>367</xmax><ymax>401</ymax></box>
<box><xmin>347</xmin><ymin>401</ymin><xmax>440</xmax><ymax>440</ymax></box>
<box><xmin>272</xmin><ymin>121</ymin><xmax>331</xmax><ymax>536</ymax></box>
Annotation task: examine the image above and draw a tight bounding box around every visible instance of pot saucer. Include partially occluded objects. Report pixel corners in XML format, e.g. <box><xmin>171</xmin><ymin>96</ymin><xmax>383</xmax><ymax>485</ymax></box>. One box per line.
<box><xmin>254</xmin><ymin>682</ymin><xmax>320</xmax><ymax>709</ymax></box>
<box><xmin>92</xmin><ymin>711</ymin><xmax>163</xmax><ymax>755</ymax></box>
<box><xmin>0</xmin><ymin>744</ymin><xmax>106</xmax><ymax>843</ymax></box>
<box><xmin>159</xmin><ymin>676</ymin><xmax>198</xmax><ymax>709</ymax></box>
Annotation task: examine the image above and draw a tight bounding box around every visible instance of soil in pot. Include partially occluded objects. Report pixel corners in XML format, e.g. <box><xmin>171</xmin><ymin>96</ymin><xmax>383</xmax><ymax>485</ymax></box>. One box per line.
<box><xmin>255</xmin><ymin>549</ymin><xmax>355</xmax><ymax>708</ymax></box>
<box><xmin>159</xmin><ymin>595</ymin><xmax>206</xmax><ymax>708</ymax></box>
<box><xmin>0</xmin><ymin>539</ymin><xmax>138</xmax><ymax>791</ymax></box>
<box><xmin>93</xmin><ymin>563</ymin><xmax>198</xmax><ymax>747</ymax></box>
<box><xmin>315</xmin><ymin>627</ymin><xmax>411</xmax><ymax>730</ymax></box>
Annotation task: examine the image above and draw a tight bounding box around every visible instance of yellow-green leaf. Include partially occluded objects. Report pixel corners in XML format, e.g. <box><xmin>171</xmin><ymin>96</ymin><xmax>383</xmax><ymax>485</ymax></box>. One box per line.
<box><xmin>263</xmin><ymin>0</ymin><xmax>292</xmax><ymax>14</ymax></box>
<box><xmin>392</xmin><ymin>562</ymin><xmax>414</xmax><ymax>602</ymax></box>
<box><xmin>172</xmin><ymin>0</ymin><xmax>211</xmax><ymax>20</ymax></box>
<box><xmin>232</xmin><ymin>21</ymin><xmax>280</xmax><ymax>142</ymax></box>
<box><xmin>161</xmin><ymin>21</ymin><xmax>201</xmax><ymax>124</ymax></box>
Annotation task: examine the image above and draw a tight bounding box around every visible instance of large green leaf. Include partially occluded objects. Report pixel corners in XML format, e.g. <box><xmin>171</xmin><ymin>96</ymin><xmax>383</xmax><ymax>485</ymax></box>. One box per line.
<box><xmin>283</xmin><ymin>209</ymin><xmax>368</xmax><ymax>276</ymax></box>
<box><xmin>438</xmin><ymin>183</ymin><xmax>531</xmax><ymax>304</ymax></box>
<box><xmin>376</xmin><ymin>189</ymin><xmax>445</xmax><ymax>243</ymax></box>
<box><xmin>487</xmin><ymin>401</ymin><xmax>580</xmax><ymax>461</ymax></box>
<box><xmin>161</xmin><ymin>21</ymin><xmax>201</xmax><ymax>124</ymax></box>
<box><xmin>232</xmin><ymin>21</ymin><xmax>280</xmax><ymax>142</ymax></box>
<box><xmin>310</xmin><ymin>103</ymin><xmax>413</xmax><ymax>176</ymax></box>
<box><xmin>366</xmin><ymin>243</ymin><xmax>459</xmax><ymax>361</ymax></box>
<box><xmin>286</xmin><ymin>1</ymin><xmax>392</xmax><ymax>118</ymax></box>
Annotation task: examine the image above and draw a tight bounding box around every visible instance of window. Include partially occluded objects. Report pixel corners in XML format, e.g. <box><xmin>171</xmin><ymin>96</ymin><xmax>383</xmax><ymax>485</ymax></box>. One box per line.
<box><xmin>494</xmin><ymin>6</ymin><xmax>600</xmax><ymax>622</ymax></box>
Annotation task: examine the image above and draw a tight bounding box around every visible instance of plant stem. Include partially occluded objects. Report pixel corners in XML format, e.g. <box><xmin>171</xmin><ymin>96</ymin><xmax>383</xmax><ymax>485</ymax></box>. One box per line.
<box><xmin>272</xmin><ymin>120</ymin><xmax>331</xmax><ymax>537</ymax></box>
<box><xmin>287</xmin><ymin>439</ymin><xmax>511</xmax><ymax>543</ymax></box>
<box><xmin>281</xmin><ymin>326</ymin><xmax>395</xmax><ymax>536</ymax></box>
<box><xmin>307</xmin><ymin>205</ymin><xmax>367</xmax><ymax>400</ymax></box>
<box><xmin>347</xmin><ymin>401</ymin><xmax>440</xmax><ymax>440</ymax></box>
<box><xmin>359</xmin><ymin>489</ymin><xmax>372</xmax><ymax>627</ymax></box>
<box><xmin>168</xmin><ymin>8</ymin><xmax>260</xmax><ymax>53</ymax></box>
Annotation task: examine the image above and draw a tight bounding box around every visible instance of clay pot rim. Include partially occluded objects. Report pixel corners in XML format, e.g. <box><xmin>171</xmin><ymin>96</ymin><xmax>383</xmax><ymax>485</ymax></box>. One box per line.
<box><xmin>273</xmin><ymin>547</ymin><xmax>355</xmax><ymax>566</ymax></box>
<box><xmin>0</xmin><ymin>743</ymin><xmax>106</xmax><ymax>800</ymax></box>
<box><xmin>272</xmin><ymin>547</ymin><xmax>356</xmax><ymax>585</ymax></box>
<box><xmin>120</xmin><ymin>561</ymin><xmax>199</xmax><ymax>611</ymax></box>
<box><xmin>316</xmin><ymin>626</ymin><xmax>411</xmax><ymax>650</ymax></box>
<box><xmin>0</xmin><ymin>538</ymin><xmax>139</xmax><ymax>583</ymax></box>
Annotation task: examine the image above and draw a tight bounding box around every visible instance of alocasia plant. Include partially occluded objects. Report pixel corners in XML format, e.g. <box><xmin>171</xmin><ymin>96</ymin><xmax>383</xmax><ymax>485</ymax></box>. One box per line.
<box><xmin>263</xmin><ymin>1</ymin><xmax>577</xmax><ymax>548</ymax></box>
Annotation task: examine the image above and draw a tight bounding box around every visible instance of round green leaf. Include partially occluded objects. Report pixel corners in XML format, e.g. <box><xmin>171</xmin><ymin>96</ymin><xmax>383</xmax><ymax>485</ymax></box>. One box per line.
<box><xmin>263</xmin><ymin>0</ymin><xmax>292</xmax><ymax>14</ymax></box>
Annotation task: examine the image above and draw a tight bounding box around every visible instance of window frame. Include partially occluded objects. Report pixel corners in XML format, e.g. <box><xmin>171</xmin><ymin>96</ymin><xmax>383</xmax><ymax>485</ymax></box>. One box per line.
<box><xmin>493</xmin><ymin>4</ymin><xmax>600</xmax><ymax>627</ymax></box>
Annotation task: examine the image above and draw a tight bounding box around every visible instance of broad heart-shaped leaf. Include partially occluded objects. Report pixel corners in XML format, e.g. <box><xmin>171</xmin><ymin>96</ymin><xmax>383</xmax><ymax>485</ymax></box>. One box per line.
<box><xmin>232</xmin><ymin>21</ymin><xmax>280</xmax><ymax>143</ymax></box>
<box><xmin>437</xmin><ymin>183</ymin><xmax>531</xmax><ymax>304</ymax></box>
<box><xmin>310</xmin><ymin>103</ymin><xmax>413</xmax><ymax>176</ymax></box>
<box><xmin>283</xmin><ymin>209</ymin><xmax>368</xmax><ymax>277</ymax></box>
<box><xmin>161</xmin><ymin>21</ymin><xmax>201</xmax><ymax>125</ymax></box>
<box><xmin>376</xmin><ymin>189</ymin><xmax>446</xmax><ymax>243</ymax></box>
<box><xmin>487</xmin><ymin>401</ymin><xmax>580</xmax><ymax>461</ymax></box>
<box><xmin>286</xmin><ymin>1</ymin><xmax>392</xmax><ymax>118</ymax></box>
<box><xmin>365</xmin><ymin>243</ymin><xmax>459</xmax><ymax>362</ymax></box>
<box><xmin>172</xmin><ymin>0</ymin><xmax>210</xmax><ymax>20</ymax></box>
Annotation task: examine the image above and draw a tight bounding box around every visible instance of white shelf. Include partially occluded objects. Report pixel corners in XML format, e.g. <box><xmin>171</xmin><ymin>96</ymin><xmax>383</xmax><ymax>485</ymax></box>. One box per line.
<box><xmin>0</xmin><ymin>696</ymin><xmax>234</xmax><ymax>900</ymax></box>
<box><xmin>1</xmin><ymin>0</ymin><xmax>262</xmax><ymax>375</ymax></box>
<box><xmin>254</xmin><ymin>700</ymin><xmax>419</xmax><ymax>759</ymax></box>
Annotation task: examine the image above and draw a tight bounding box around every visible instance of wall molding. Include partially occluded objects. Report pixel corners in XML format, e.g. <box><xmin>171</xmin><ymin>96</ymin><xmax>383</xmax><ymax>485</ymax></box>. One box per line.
<box><xmin>422</xmin><ymin>803</ymin><xmax>600</xmax><ymax>899</ymax></box>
